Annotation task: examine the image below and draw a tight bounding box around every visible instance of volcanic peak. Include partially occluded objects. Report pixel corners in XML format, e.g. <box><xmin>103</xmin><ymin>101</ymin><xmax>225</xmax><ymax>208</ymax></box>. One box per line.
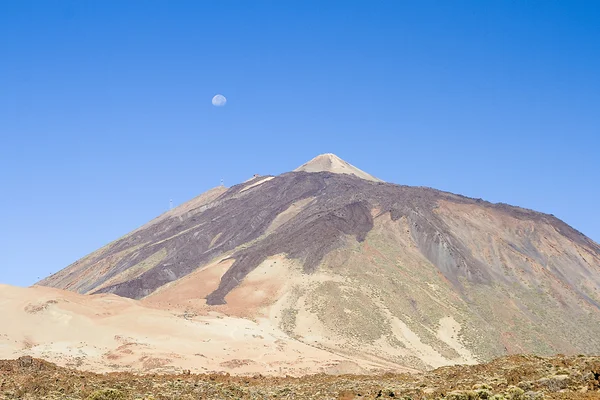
<box><xmin>294</xmin><ymin>153</ymin><xmax>382</xmax><ymax>182</ymax></box>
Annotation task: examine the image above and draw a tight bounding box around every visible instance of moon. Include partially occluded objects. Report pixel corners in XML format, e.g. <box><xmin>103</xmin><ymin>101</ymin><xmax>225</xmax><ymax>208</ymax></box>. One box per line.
<box><xmin>212</xmin><ymin>94</ymin><xmax>227</xmax><ymax>107</ymax></box>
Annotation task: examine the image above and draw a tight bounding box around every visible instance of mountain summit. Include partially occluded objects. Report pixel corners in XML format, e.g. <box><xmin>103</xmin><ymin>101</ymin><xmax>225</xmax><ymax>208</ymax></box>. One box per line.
<box><xmin>38</xmin><ymin>154</ymin><xmax>600</xmax><ymax>371</ymax></box>
<box><xmin>294</xmin><ymin>153</ymin><xmax>382</xmax><ymax>182</ymax></box>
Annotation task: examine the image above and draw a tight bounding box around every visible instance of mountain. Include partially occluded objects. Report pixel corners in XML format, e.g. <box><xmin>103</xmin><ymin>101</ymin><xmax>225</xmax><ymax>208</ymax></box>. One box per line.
<box><xmin>38</xmin><ymin>154</ymin><xmax>600</xmax><ymax>371</ymax></box>
<box><xmin>294</xmin><ymin>153</ymin><xmax>382</xmax><ymax>182</ymax></box>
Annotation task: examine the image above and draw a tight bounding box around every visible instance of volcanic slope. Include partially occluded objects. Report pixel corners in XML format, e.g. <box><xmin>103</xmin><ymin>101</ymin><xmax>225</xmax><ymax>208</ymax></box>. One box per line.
<box><xmin>39</xmin><ymin>153</ymin><xmax>600</xmax><ymax>371</ymax></box>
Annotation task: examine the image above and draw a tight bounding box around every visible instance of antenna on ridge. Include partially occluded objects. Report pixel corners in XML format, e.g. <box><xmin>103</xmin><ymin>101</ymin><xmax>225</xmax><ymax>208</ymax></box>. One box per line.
<box><xmin>220</xmin><ymin>178</ymin><xmax>224</xmax><ymax>186</ymax></box>
<box><xmin>169</xmin><ymin>199</ymin><xmax>173</xmax><ymax>210</ymax></box>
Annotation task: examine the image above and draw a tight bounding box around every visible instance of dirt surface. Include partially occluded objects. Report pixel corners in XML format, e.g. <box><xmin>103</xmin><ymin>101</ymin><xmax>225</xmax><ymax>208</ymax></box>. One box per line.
<box><xmin>2</xmin><ymin>354</ymin><xmax>600</xmax><ymax>399</ymax></box>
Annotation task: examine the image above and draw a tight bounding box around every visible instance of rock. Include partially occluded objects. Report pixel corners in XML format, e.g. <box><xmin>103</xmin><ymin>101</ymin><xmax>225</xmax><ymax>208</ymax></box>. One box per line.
<box><xmin>17</xmin><ymin>356</ymin><xmax>33</xmax><ymax>368</ymax></box>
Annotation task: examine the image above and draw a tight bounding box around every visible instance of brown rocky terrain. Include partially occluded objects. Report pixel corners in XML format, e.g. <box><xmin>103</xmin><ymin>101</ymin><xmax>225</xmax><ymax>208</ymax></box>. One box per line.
<box><xmin>2</xmin><ymin>354</ymin><xmax>600</xmax><ymax>399</ymax></box>
<box><xmin>32</xmin><ymin>153</ymin><xmax>600</xmax><ymax>372</ymax></box>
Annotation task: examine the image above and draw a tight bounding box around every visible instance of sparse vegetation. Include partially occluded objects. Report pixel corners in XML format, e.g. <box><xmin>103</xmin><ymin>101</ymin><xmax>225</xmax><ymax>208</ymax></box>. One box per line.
<box><xmin>86</xmin><ymin>388</ymin><xmax>126</xmax><ymax>400</ymax></box>
<box><xmin>1</xmin><ymin>354</ymin><xmax>600</xmax><ymax>399</ymax></box>
<box><xmin>280</xmin><ymin>307</ymin><xmax>299</xmax><ymax>335</ymax></box>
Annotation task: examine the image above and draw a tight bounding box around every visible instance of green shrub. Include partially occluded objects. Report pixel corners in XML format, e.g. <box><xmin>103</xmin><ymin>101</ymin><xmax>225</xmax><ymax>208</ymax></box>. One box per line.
<box><xmin>505</xmin><ymin>386</ymin><xmax>525</xmax><ymax>400</ymax></box>
<box><xmin>446</xmin><ymin>391</ymin><xmax>478</xmax><ymax>400</ymax></box>
<box><xmin>475</xmin><ymin>388</ymin><xmax>493</xmax><ymax>399</ymax></box>
<box><xmin>444</xmin><ymin>389</ymin><xmax>497</xmax><ymax>400</ymax></box>
<box><xmin>86</xmin><ymin>388</ymin><xmax>126</xmax><ymax>400</ymax></box>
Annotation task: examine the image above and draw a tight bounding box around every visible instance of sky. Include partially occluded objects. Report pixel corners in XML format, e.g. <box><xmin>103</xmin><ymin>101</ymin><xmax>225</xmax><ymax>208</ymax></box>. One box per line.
<box><xmin>1</xmin><ymin>1</ymin><xmax>599</xmax><ymax>287</ymax></box>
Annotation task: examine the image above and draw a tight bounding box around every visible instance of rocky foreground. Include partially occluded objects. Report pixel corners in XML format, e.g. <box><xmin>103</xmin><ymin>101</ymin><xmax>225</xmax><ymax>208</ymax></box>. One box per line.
<box><xmin>2</xmin><ymin>354</ymin><xmax>600</xmax><ymax>399</ymax></box>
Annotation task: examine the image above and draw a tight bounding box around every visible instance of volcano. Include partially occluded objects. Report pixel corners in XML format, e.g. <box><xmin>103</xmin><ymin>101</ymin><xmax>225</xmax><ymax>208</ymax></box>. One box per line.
<box><xmin>38</xmin><ymin>153</ymin><xmax>600</xmax><ymax>370</ymax></box>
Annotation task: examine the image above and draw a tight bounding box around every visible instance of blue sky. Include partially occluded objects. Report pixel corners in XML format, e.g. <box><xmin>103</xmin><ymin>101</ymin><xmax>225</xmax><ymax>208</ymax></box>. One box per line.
<box><xmin>1</xmin><ymin>1</ymin><xmax>599</xmax><ymax>286</ymax></box>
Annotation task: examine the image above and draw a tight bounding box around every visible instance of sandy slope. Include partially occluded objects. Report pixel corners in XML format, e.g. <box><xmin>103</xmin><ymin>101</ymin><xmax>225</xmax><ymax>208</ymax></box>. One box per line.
<box><xmin>0</xmin><ymin>284</ymin><xmax>401</xmax><ymax>375</ymax></box>
<box><xmin>142</xmin><ymin>249</ymin><xmax>474</xmax><ymax>372</ymax></box>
